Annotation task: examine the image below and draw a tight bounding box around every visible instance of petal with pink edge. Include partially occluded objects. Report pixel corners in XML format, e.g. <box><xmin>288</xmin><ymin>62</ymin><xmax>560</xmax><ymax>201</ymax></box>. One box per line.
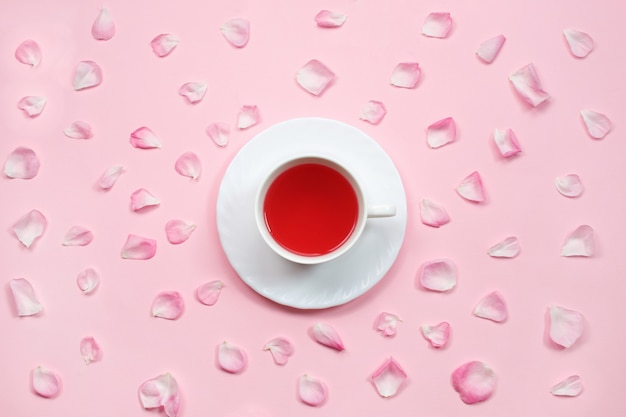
<box><xmin>195</xmin><ymin>280</ymin><xmax>224</xmax><ymax>306</ymax></box>
<box><xmin>121</xmin><ymin>234</ymin><xmax>157</xmax><ymax>260</ymax></box>
<box><xmin>91</xmin><ymin>7</ymin><xmax>115</xmax><ymax>41</ymax></box>
<box><xmin>218</xmin><ymin>341</ymin><xmax>247</xmax><ymax>373</ymax></box>
<box><xmin>374</xmin><ymin>312</ymin><xmax>401</xmax><ymax>337</ymax></box>
<box><xmin>509</xmin><ymin>63</ymin><xmax>550</xmax><ymax>107</ymax></box>
<box><xmin>76</xmin><ymin>267</ymin><xmax>100</xmax><ymax>294</ymax></box>
<box><xmin>296</xmin><ymin>59</ymin><xmax>335</xmax><ymax>96</ymax></box>
<box><xmin>549</xmin><ymin>305</ymin><xmax>584</xmax><ymax>348</ymax></box>
<box><xmin>98</xmin><ymin>165</ymin><xmax>124</xmax><ymax>189</ymax></box>
<box><xmin>33</xmin><ymin>366</ymin><xmax>61</xmax><ymax>398</ymax></box>
<box><xmin>421</xmin><ymin>322</ymin><xmax>450</xmax><ymax>348</ymax></box>
<box><xmin>564</xmin><ymin>29</ymin><xmax>593</xmax><ymax>58</ymax></box>
<box><xmin>4</xmin><ymin>146</ymin><xmax>40</xmax><ymax>179</ymax></box>
<box><xmin>130</xmin><ymin>188</ymin><xmax>160</xmax><ymax>211</ymax></box>
<box><xmin>73</xmin><ymin>61</ymin><xmax>102</xmax><ymax>90</ymax></box>
<box><xmin>15</xmin><ymin>39</ymin><xmax>41</xmax><ymax>67</ymax></box>
<box><xmin>18</xmin><ymin>96</ymin><xmax>46</xmax><ymax>117</ymax></box>
<box><xmin>310</xmin><ymin>322</ymin><xmax>345</xmax><ymax>351</ymax></box>
<box><xmin>493</xmin><ymin>128</ymin><xmax>521</xmax><ymax>157</ymax></box>
<box><xmin>422</xmin><ymin>12</ymin><xmax>452</xmax><ymax>38</ymax></box>
<box><xmin>371</xmin><ymin>357</ymin><xmax>407</xmax><ymax>398</ymax></box>
<box><xmin>551</xmin><ymin>375</ymin><xmax>583</xmax><ymax>397</ymax></box>
<box><xmin>420</xmin><ymin>198</ymin><xmax>450</xmax><ymax>227</ymax></box>
<box><xmin>581</xmin><ymin>110</ymin><xmax>611</xmax><ymax>139</ymax></box>
<box><xmin>390</xmin><ymin>62</ymin><xmax>421</xmax><ymax>88</ymax></box>
<box><xmin>151</xmin><ymin>34</ymin><xmax>179</xmax><ymax>57</ymax></box>
<box><xmin>62</xmin><ymin>225</ymin><xmax>94</xmax><ymax>246</ymax></box>
<box><xmin>419</xmin><ymin>259</ymin><xmax>457</xmax><ymax>292</ymax></box>
<box><xmin>206</xmin><ymin>122</ymin><xmax>230</xmax><ymax>147</ymax></box>
<box><xmin>130</xmin><ymin>127</ymin><xmax>162</xmax><ymax>149</ymax></box>
<box><xmin>152</xmin><ymin>291</ymin><xmax>184</xmax><ymax>320</ymax></box>
<box><xmin>139</xmin><ymin>373</ymin><xmax>180</xmax><ymax>417</ymax></box>
<box><xmin>64</xmin><ymin>121</ymin><xmax>93</xmax><ymax>139</ymax></box>
<box><xmin>80</xmin><ymin>336</ymin><xmax>101</xmax><ymax>364</ymax></box>
<box><xmin>175</xmin><ymin>152</ymin><xmax>201</xmax><ymax>180</ymax></box>
<box><xmin>299</xmin><ymin>374</ymin><xmax>328</xmax><ymax>406</ymax></box>
<box><xmin>457</xmin><ymin>171</ymin><xmax>485</xmax><ymax>203</ymax></box>
<box><xmin>359</xmin><ymin>100</ymin><xmax>386</xmax><ymax>124</ymax></box>
<box><xmin>555</xmin><ymin>174</ymin><xmax>583</xmax><ymax>198</ymax></box>
<box><xmin>179</xmin><ymin>82</ymin><xmax>207</xmax><ymax>104</ymax></box>
<box><xmin>13</xmin><ymin>209</ymin><xmax>46</xmax><ymax>248</ymax></box>
<box><xmin>315</xmin><ymin>10</ymin><xmax>347</xmax><ymax>28</ymax></box>
<box><xmin>451</xmin><ymin>361</ymin><xmax>496</xmax><ymax>404</ymax></box>
<box><xmin>263</xmin><ymin>337</ymin><xmax>294</xmax><ymax>365</ymax></box>
<box><xmin>487</xmin><ymin>236</ymin><xmax>520</xmax><ymax>258</ymax></box>
<box><xmin>220</xmin><ymin>18</ymin><xmax>250</xmax><ymax>47</ymax></box>
<box><xmin>561</xmin><ymin>225</ymin><xmax>594</xmax><ymax>257</ymax></box>
<box><xmin>9</xmin><ymin>278</ymin><xmax>43</xmax><ymax>316</ymax></box>
<box><xmin>237</xmin><ymin>105</ymin><xmax>260</xmax><ymax>129</ymax></box>
<box><xmin>476</xmin><ymin>35</ymin><xmax>506</xmax><ymax>63</ymax></box>
<box><xmin>427</xmin><ymin>117</ymin><xmax>456</xmax><ymax>148</ymax></box>
<box><xmin>165</xmin><ymin>219</ymin><xmax>197</xmax><ymax>244</ymax></box>
<box><xmin>474</xmin><ymin>291</ymin><xmax>508</xmax><ymax>322</ymax></box>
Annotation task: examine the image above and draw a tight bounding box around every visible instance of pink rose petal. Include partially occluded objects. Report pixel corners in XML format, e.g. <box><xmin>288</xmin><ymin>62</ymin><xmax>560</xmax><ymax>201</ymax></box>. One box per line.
<box><xmin>32</xmin><ymin>366</ymin><xmax>61</xmax><ymax>398</ymax></box>
<box><xmin>179</xmin><ymin>82</ymin><xmax>207</xmax><ymax>104</ymax></box>
<box><xmin>487</xmin><ymin>236</ymin><xmax>520</xmax><ymax>258</ymax></box>
<box><xmin>91</xmin><ymin>7</ymin><xmax>115</xmax><ymax>41</ymax></box>
<box><xmin>551</xmin><ymin>375</ymin><xmax>583</xmax><ymax>397</ymax></box>
<box><xmin>419</xmin><ymin>259</ymin><xmax>457</xmax><ymax>292</ymax></box>
<box><xmin>555</xmin><ymin>174</ymin><xmax>584</xmax><ymax>198</ymax></box>
<box><xmin>451</xmin><ymin>361</ymin><xmax>496</xmax><ymax>404</ymax></box>
<box><xmin>152</xmin><ymin>291</ymin><xmax>184</xmax><ymax>320</ymax></box>
<box><xmin>420</xmin><ymin>198</ymin><xmax>450</xmax><ymax>227</ymax></box>
<box><xmin>151</xmin><ymin>34</ymin><xmax>179</xmax><ymax>57</ymax></box>
<box><xmin>298</xmin><ymin>374</ymin><xmax>328</xmax><ymax>406</ymax></box>
<box><xmin>315</xmin><ymin>10</ymin><xmax>347</xmax><ymax>28</ymax></box>
<box><xmin>509</xmin><ymin>63</ymin><xmax>550</xmax><ymax>107</ymax></box>
<box><xmin>121</xmin><ymin>234</ymin><xmax>157</xmax><ymax>260</ymax></box>
<box><xmin>165</xmin><ymin>219</ymin><xmax>197</xmax><ymax>244</ymax></box>
<box><xmin>13</xmin><ymin>209</ymin><xmax>47</xmax><ymax>248</ymax></box>
<box><xmin>138</xmin><ymin>373</ymin><xmax>180</xmax><ymax>417</ymax></box>
<box><xmin>130</xmin><ymin>188</ymin><xmax>160</xmax><ymax>211</ymax></box>
<box><xmin>18</xmin><ymin>96</ymin><xmax>46</xmax><ymax>117</ymax></box>
<box><xmin>359</xmin><ymin>100</ymin><xmax>386</xmax><ymax>124</ymax></box>
<box><xmin>296</xmin><ymin>59</ymin><xmax>335</xmax><ymax>96</ymax></box>
<box><xmin>76</xmin><ymin>267</ymin><xmax>100</xmax><ymax>294</ymax></box>
<box><xmin>581</xmin><ymin>110</ymin><xmax>612</xmax><ymax>139</ymax></box>
<box><xmin>457</xmin><ymin>171</ymin><xmax>486</xmax><ymax>203</ymax></box>
<box><xmin>263</xmin><ymin>337</ymin><xmax>294</xmax><ymax>365</ymax></box>
<box><xmin>422</xmin><ymin>12</ymin><xmax>452</xmax><ymax>38</ymax></box>
<box><xmin>474</xmin><ymin>291</ymin><xmax>508</xmax><ymax>322</ymax></box>
<box><xmin>549</xmin><ymin>305</ymin><xmax>584</xmax><ymax>348</ymax></box>
<box><xmin>62</xmin><ymin>225</ymin><xmax>94</xmax><ymax>246</ymax></box>
<box><xmin>421</xmin><ymin>322</ymin><xmax>450</xmax><ymax>348</ymax></box>
<box><xmin>9</xmin><ymin>278</ymin><xmax>43</xmax><ymax>316</ymax></box>
<box><xmin>4</xmin><ymin>146</ymin><xmax>40</xmax><ymax>179</ymax></box>
<box><xmin>64</xmin><ymin>121</ymin><xmax>93</xmax><ymax>139</ymax></box>
<box><xmin>98</xmin><ymin>165</ymin><xmax>124</xmax><ymax>189</ymax></box>
<box><xmin>237</xmin><ymin>105</ymin><xmax>260</xmax><ymax>129</ymax></box>
<box><xmin>130</xmin><ymin>126</ymin><xmax>162</xmax><ymax>149</ymax></box>
<box><xmin>427</xmin><ymin>117</ymin><xmax>456</xmax><ymax>148</ymax></box>
<box><xmin>370</xmin><ymin>357</ymin><xmax>407</xmax><ymax>398</ymax></box>
<box><xmin>310</xmin><ymin>322</ymin><xmax>345</xmax><ymax>351</ymax></box>
<box><xmin>220</xmin><ymin>18</ymin><xmax>250</xmax><ymax>48</ymax></box>
<box><xmin>493</xmin><ymin>128</ymin><xmax>522</xmax><ymax>157</ymax></box>
<box><xmin>15</xmin><ymin>39</ymin><xmax>42</xmax><ymax>67</ymax></box>
<box><xmin>174</xmin><ymin>152</ymin><xmax>201</xmax><ymax>180</ymax></box>
<box><xmin>196</xmin><ymin>280</ymin><xmax>224</xmax><ymax>306</ymax></box>
<box><xmin>206</xmin><ymin>122</ymin><xmax>230</xmax><ymax>147</ymax></box>
<box><xmin>476</xmin><ymin>35</ymin><xmax>506</xmax><ymax>63</ymax></box>
<box><xmin>564</xmin><ymin>29</ymin><xmax>593</xmax><ymax>58</ymax></box>
<box><xmin>374</xmin><ymin>312</ymin><xmax>401</xmax><ymax>337</ymax></box>
<box><xmin>390</xmin><ymin>62</ymin><xmax>421</xmax><ymax>88</ymax></box>
<box><xmin>561</xmin><ymin>225</ymin><xmax>594</xmax><ymax>257</ymax></box>
<box><xmin>218</xmin><ymin>341</ymin><xmax>247</xmax><ymax>373</ymax></box>
<box><xmin>73</xmin><ymin>61</ymin><xmax>102</xmax><ymax>90</ymax></box>
<box><xmin>80</xmin><ymin>336</ymin><xmax>101</xmax><ymax>364</ymax></box>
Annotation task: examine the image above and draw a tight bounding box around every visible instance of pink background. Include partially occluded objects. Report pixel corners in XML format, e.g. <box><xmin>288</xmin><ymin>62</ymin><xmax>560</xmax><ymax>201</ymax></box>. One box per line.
<box><xmin>2</xmin><ymin>0</ymin><xmax>625</xmax><ymax>415</ymax></box>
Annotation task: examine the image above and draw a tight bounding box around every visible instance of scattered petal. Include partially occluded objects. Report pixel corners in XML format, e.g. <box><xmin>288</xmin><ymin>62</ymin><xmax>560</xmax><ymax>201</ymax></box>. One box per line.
<box><xmin>98</xmin><ymin>165</ymin><xmax>124</xmax><ymax>189</ymax></box>
<box><xmin>549</xmin><ymin>305</ymin><xmax>584</xmax><ymax>348</ymax></box>
<box><xmin>91</xmin><ymin>7</ymin><xmax>115</xmax><ymax>41</ymax></box>
<box><xmin>15</xmin><ymin>39</ymin><xmax>42</xmax><ymax>67</ymax></box>
<box><xmin>390</xmin><ymin>62</ymin><xmax>421</xmax><ymax>88</ymax></box>
<box><xmin>421</xmin><ymin>322</ymin><xmax>450</xmax><ymax>348</ymax></box>
<box><xmin>359</xmin><ymin>100</ymin><xmax>386</xmax><ymax>124</ymax></box>
<box><xmin>476</xmin><ymin>35</ymin><xmax>506</xmax><ymax>63</ymax></box>
<box><xmin>218</xmin><ymin>341</ymin><xmax>247</xmax><ymax>373</ymax></box>
<box><xmin>130</xmin><ymin>126</ymin><xmax>162</xmax><ymax>149</ymax></box>
<box><xmin>370</xmin><ymin>357</ymin><xmax>407</xmax><ymax>398</ymax></box>
<box><xmin>492</xmin><ymin>128</ymin><xmax>521</xmax><ymax>157</ymax></box>
<box><xmin>419</xmin><ymin>259</ymin><xmax>457</xmax><ymax>292</ymax></box>
<box><xmin>220</xmin><ymin>18</ymin><xmax>250</xmax><ymax>47</ymax></box>
<box><xmin>62</xmin><ymin>225</ymin><xmax>94</xmax><ymax>246</ymax></box>
<box><xmin>427</xmin><ymin>117</ymin><xmax>456</xmax><ymax>148</ymax></box>
<box><xmin>551</xmin><ymin>375</ymin><xmax>583</xmax><ymax>397</ymax></box>
<box><xmin>179</xmin><ymin>82</ymin><xmax>207</xmax><ymax>104</ymax></box>
<box><xmin>374</xmin><ymin>312</ymin><xmax>401</xmax><ymax>337</ymax></box>
<box><xmin>561</xmin><ymin>225</ymin><xmax>594</xmax><ymax>257</ymax></box>
<box><xmin>76</xmin><ymin>267</ymin><xmax>100</xmax><ymax>294</ymax></box>
<box><xmin>487</xmin><ymin>236</ymin><xmax>520</xmax><ymax>258</ymax></box>
<box><xmin>151</xmin><ymin>34</ymin><xmax>179</xmax><ymax>57</ymax></box>
<box><xmin>152</xmin><ymin>291</ymin><xmax>184</xmax><ymax>320</ymax></box>
<box><xmin>451</xmin><ymin>361</ymin><xmax>496</xmax><ymax>404</ymax></box>
<box><xmin>422</xmin><ymin>12</ymin><xmax>452</xmax><ymax>38</ymax></box>
<box><xmin>32</xmin><ymin>366</ymin><xmax>61</xmax><ymax>398</ymax></box>
<box><xmin>315</xmin><ymin>10</ymin><xmax>347</xmax><ymax>28</ymax></box>
<box><xmin>206</xmin><ymin>122</ymin><xmax>230</xmax><ymax>147</ymax></box>
<box><xmin>263</xmin><ymin>337</ymin><xmax>294</xmax><ymax>365</ymax></box>
<box><xmin>73</xmin><ymin>61</ymin><xmax>103</xmax><ymax>90</ymax></box>
<box><xmin>13</xmin><ymin>209</ymin><xmax>47</xmax><ymax>248</ymax></box>
<box><xmin>4</xmin><ymin>146</ymin><xmax>40</xmax><ymax>179</ymax></box>
<box><xmin>9</xmin><ymin>278</ymin><xmax>43</xmax><ymax>316</ymax></box>
<box><xmin>18</xmin><ymin>96</ymin><xmax>46</xmax><ymax>117</ymax></box>
<box><xmin>196</xmin><ymin>280</ymin><xmax>224</xmax><ymax>306</ymax></box>
<box><xmin>174</xmin><ymin>152</ymin><xmax>201</xmax><ymax>180</ymax></box>
<box><xmin>130</xmin><ymin>188</ymin><xmax>160</xmax><ymax>211</ymax></box>
<box><xmin>310</xmin><ymin>323</ymin><xmax>345</xmax><ymax>351</ymax></box>
<box><xmin>298</xmin><ymin>374</ymin><xmax>328</xmax><ymax>406</ymax></box>
<box><xmin>474</xmin><ymin>291</ymin><xmax>508</xmax><ymax>322</ymax></box>
<box><xmin>121</xmin><ymin>234</ymin><xmax>157</xmax><ymax>260</ymax></box>
<box><xmin>563</xmin><ymin>29</ymin><xmax>593</xmax><ymax>58</ymax></box>
<box><xmin>138</xmin><ymin>373</ymin><xmax>180</xmax><ymax>417</ymax></box>
<box><xmin>80</xmin><ymin>336</ymin><xmax>101</xmax><ymax>364</ymax></box>
<box><xmin>581</xmin><ymin>110</ymin><xmax>611</xmax><ymax>139</ymax></box>
<box><xmin>64</xmin><ymin>121</ymin><xmax>93</xmax><ymax>139</ymax></box>
<box><xmin>420</xmin><ymin>198</ymin><xmax>450</xmax><ymax>227</ymax></box>
<box><xmin>509</xmin><ymin>63</ymin><xmax>550</xmax><ymax>107</ymax></box>
<box><xmin>166</xmin><ymin>219</ymin><xmax>197</xmax><ymax>244</ymax></box>
<box><xmin>296</xmin><ymin>59</ymin><xmax>335</xmax><ymax>96</ymax></box>
<box><xmin>237</xmin><ymin>105</ymin><xmax>260</xmax><ymax>129</ymax></box>
<box><xmin>456</xmin><ymin>171</ymin><xmax>486</xmax><ymax>203</ymax></box>
<box><xmin>555</xmin><ymin>174</ymin><xmax>584</xmax><ymax>198</ymax></box>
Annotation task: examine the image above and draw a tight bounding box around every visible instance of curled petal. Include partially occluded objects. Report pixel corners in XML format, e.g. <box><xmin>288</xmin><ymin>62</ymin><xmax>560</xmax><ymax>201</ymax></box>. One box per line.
<box><xmin>33</xmin><ymin>366</ymin><xmax>61</xmax><ymax>398</ymax></box>
<box><xmin>18</xmin><ymin>96</ymin><xmax>46</xmax><ymax>117</ymax></box>
<box><xmin>390</xmin><ymin>62</ymin><xmax>421</xmax><ymax>88</ymax></box>
<box><xmin>419</xmin><ymin>259</ymin><xmax>457</xmax><ymax>292</ymax></box>
<box><xmin>206</xmin><ymin>122</ymin><xmax>230</xmax><ymax>147</ymax></box>
<box><xmin>138</xmin><ymin>373</ymin><xmax>180</xmax><ymax>417</ymax></box>
<box><xmin>422</xmin><ymin>12</ymin><xmax>452</xmax><ymax>38</ymax></box>
<box><xmin>62</xmin><ymin>225</ymin><xmax>94</xmax><ymax>246</ymax></box>
<box><xmin>130</xmin><ymin>126</ymin><xmax>162</xmax><ymax>149</ymax></box>
<box><xmin>296</xmin><ymin>59</ymin><xmax>335</xmax><ymax>96</ymax></box>
<box><xmin>263</xmin><ymin>337</ymin><xmax>294</xmax><ymax>365</ymax></box>
<box><xmin>487</xmin><ymin>236</ymin><xmax>520</xmax><ymax>258</ymax></box>
<box><xmin>64</xmin><ymin>121</ymin><xmax>93</xmax><ymax>139</ymax></box>
<box><xmin>152</xmin><ymin>291</ymin><xmax>184</xmax><ymax>320</ymax></box>
<box><xmin>509</xmin><ymin>63</ymin><xmax>550</xmax><ymax>107</ymax></box>
<box><xmin>73</xmin><ymin>61</ymin><xmax>102</xmax><ymax>90</ymax></box>
<box><xmin>237</xmin><ymin>105</ymin><xmax>260</xmax><ymax>129</ymax></box>
<box><xmin>91</xmin><ymin>7</ymin><xmax>115</xmax><ymax>41</ymax></box>
<box><xmin>420</xmin><ymin>198</ymin><xmax>450</xmax><ymax>227</ymax></box>
<box><xmin>166</xmin><ymin>219</ymin><xmax>197</xmax><ymax>244</ymax></box>
<box><xmin>476</xmin><ymin>35</ymin><xmax>505</xmax><ymax>63</ymax></box>
<box><xmin>4</xmin><ymin>146</ymin><xmax>40</xmax><ymax>179</ymax></box>
<box><xmin>427</xmin><ymin>117</ymin><xmax>456</xmax><ymax>148</ymax></box>
<box><xmin>359</xmin><ymin>100</ymin><xmax>386</xmax><ymax>124</ymax></box>
<box><xmin>13</xmin><ymin>209</ymin><xmax>47</xmax><ymax>248</ymax></box>
<box><xmin>555</xmin><ymin>174</ymin><xmax>583</xmax><ymax>198</ymax></box>
<box><xmin>451</xmin><ymin>361</ymin><xmax>496</xmax><ymax>404</ymax></box>
<box><xmin>298</xmin><ymin>374</ymin><xmax>328</xmax><ymax>406</ymax></box>
<box><xmin>374</xmin><ymin>312</ymin><xmax>401</xmax><ymax>337</ymax></box>
<box><xmin>80</xmin><ymin>336</ymin><xmax>101</xmax><ymax>364</ymax></box>
<box><xmin>175</xmin><ymin>152</ymin><xmax>201</xmax><ymax>180</ymax></box>
<box><xmin>221</xmin><ymin>18</ymin><xmax>250</xmax><ymax>47</ymax></box>
<box><xmin>551</xmin><ymin>375</ymin><xmax>583</xmax><ymax>397</ymax></box>
<box><xmin>474</xmin><ymin>291</ymin><xmax>508</xmax><ymax>322</ymax></box>
<box><xmin>493</xmin><ymin>128</ymin><xmax>521</xmax><ymax>157</ymax></box>
<box><xmin>549</xmin><ymin>305</ymin><xmax>584</xmax><ymax>348</ymax></box>
<box><xmin>195</xmin><ymin>280</ymin><xmax>224</xmax><ymax>306</ymax></box>
<box><xmin>564</xmin><ymin>29</ymin><xmax>593</xmax><ymax>58</ymax></box>
<box><xmin>9</xmin><ymin>278</ymin><xmax>43</xmax><ymax>316</ymax></box>
<box><xmin>76</xmin><ymin>267</ymin><xmax>100</xmax><ymax>294</ymax></box>
<box><xmin>15</xmin><ymin>39</ymin><xmax>42</xmax><ymax>67</ymax></box>
<box><xmin>315</xmin><ymin>10</ymin><xmax>347</xmax><ymax>28</ymax></box>
<box><xmin>581</xmin><ymin>110</ymin><xmax>611</xmax><ymax>139</ymax></box>
<box><xmin>310</xmin><ymin>322</ymin><xmax>345</xmax><ymax>351</ymax></box>
<box><xmin>370</xmin><ymin>357</ymin><xmax>407</xmax><ymax>398</ymax></box>
<box><xmin>457</xmin><ymin>171</ymin><xmax>486</xmax><ymax>203</ymax></box>
<box><xmin>151</xmin><ymin>34</ymin><xmax>179</xmax><ymax>57</ymax></box>
<box><xmin>421</xmin><ymin>322</ymin><xmax>450</xmax><ymax>348</ymax></box>
<box><xmin>561</xmin><ymin>225</ymin><xmax>594</xmax><ymax>257</ymax></box>
<box><xmin>121</xmin><ymin>234</ymin><xmax>157</xmax><ymax>260</ymax></box>
<box><xmin>131</xmin><ymin>188</ymin><xmax>160</xmax><ymax>211</ymax></box>
<box><xmin>218</xmin><ymin>341</ymin><xmax>247</xmax><ymax>373</ymax></box>
<box><xmin>179</xmin><ymin>82</ymin><xmax>207</xmax><ymax>104</ymax></box>
<box><xmin>97</xmin><ymin>165</ymin><xmax>124</xmax><ymax>189</ymax></box>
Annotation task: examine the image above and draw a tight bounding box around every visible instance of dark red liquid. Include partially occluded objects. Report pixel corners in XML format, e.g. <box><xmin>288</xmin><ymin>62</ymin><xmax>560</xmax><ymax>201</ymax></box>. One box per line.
<box><xmin>263</xmin><ymin>163</ymin><xmax>358</xmax><ymax>256</ymax></box>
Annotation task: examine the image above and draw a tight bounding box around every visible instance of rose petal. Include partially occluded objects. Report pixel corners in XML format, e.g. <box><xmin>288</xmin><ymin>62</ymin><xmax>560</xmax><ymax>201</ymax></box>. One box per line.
<box><xmin>9</xmin><ymin>278</ymin><xmax>43</xmax><ymax>316</ymax></box>
<box><xmin>64</xmin><ymin>121</ymin><xmax>93</xmax><ymax>139</ymax></box>
<box><xmin>561</xmin><ymin>225</ymin><xmax>594</xmax><ymax>257</ymax></box>
<box><xmin>422</xmin><ymin>12</ymin><xmax>452</xmax><ymax>38</ymax></box>
<box><xmin>370</xmin><ymin>357</ymin><xmax>407</xmax><ymax>398</ymax></box>
<box><xmin>451</xmin><ymin>361</ymin><xmax>496</xmax><ymax>404</ymax></box>
<box><xmin>551</xmin><ymin>375</ymin><xmax>583</xmax><ymax>397</ymax></box>
<box><xmin>130</xmin><ymin>126</ymin><xmax>162</xmax><ymax>149</ymax></box>
<box><xmin>237</xmin><ymin>105</ymin><xmax>260</xmax><ymax>129</ymax></box>
<box><xmin>18</xmin><ymin>96</ymin><xmax>46</xmax><ymax>117</ymax></box>
<box><xmin>509</xmin><ymin>63</ymin><xmax>550</xmax><ymax>107</ymax></box>
<box><xmin>493</xmin><ymin>128</ymin><xmax>522</xmax><ymax>157</ymax></box>
<box><xmin>13</xmin><ymin>209</ymin><xmax>47</xmax><ymax>248</ymax></box>
<box><xmin>174</xmin><ymin>152</ymin><xmax>201</xmax><ymax>180</ymax></box>
<box><xmin>263</xmin><ymin>337</ymin><xmax>294</xmax><ymax>365</ymax></box>
<box><xmin>130</xmin><ymin>188</ymin><xmax>160</xmax><ymax>211</ymax></box>
<box><xmin>298</xmin><ymin>374</ymin><xmax>328</xmax><ymax>406</ymax></box>
<box><xmin>151</xmin><ymin>34</ymin><xmax>179</xmax><ymax>57</ymax></box>
<box><xmin>121</xmin><ymin>234</ymin><xmax>157</xmax><ymax>260</ymax></box>
<box><xmin>374</xmin><ymin>312</ymin><xmax>401</xmax><ymax>337</ymax></box>
<box><xmin>487</xmin><ymin>236</ymin><xmax>520</xmax><ymax>258</ymax></box>
<box><xmin>476</xmin><ymin>35</ymin><xmax>506</xmax><ymax>63</ymax></box>
<box><xmin>218</xmin><ymin>341</ymin><xmax>247</xmax><ymax>373</ymax></box>
<box><xmin>179</xmin><ymin>82</ymin><xmax>207</xmax><ymax>104</ymax></box>
<box><xmin>139</xmin><ymin>373</ymin><xmax>180</xmax><ymax>417</ymax></box>
<box><xmin>555</xmin><ymin>174</ymin><xmax>583</xmax><ymax>198</ymax></box>
<box><xmin>32</xmin><ymin>366</ymin><xmax>61</xmax><ymax>398</ymax></box>
<box><xmin>315</xmin><ymin>10</ymin><xmax>347</xmax><ymax>28</ymax></box>
<box><xmin>76</xmin><ymin>267</ymin><xmax>100</xmax><ymax>294</ymax></box>
<box><xmin>296</xmin><ymin>59</ymin><xmax>335</xmax><ymax>96</ymax></box>
<box><xmin>310</xmin><ymin>323</ymin><xmax>345</xmax><ymax>351</ymax></box>
<box><xmin>420</xmin><ymin>198</ymin><xmax>450</xmax><ymax>228</ymax></box>
<box><xmin>359</xmin><ymin>100</ymin><xmax>386</xmax><ymax>124</ymax></box>
<box><xmin>581</xmin><ymin>110</ymin><xmax>612</xmax><ymax>139</ymax></box>
<box><xmin>97</xmin><ymin>165</ymin><xmax>124</xmax><ymax>189</ymax></box>
<box><xmin>220</xmin><ymin>18</ymin><xmax>250</xmax><ymax>47</ymax></box>
<box><xmin>421</xmin><ymin>322</ymin><xmax>450</xmax><ymax>348</ymax></box>
<box><xmin>165</xmin><ymin>219</ymin><xmax>197</xmax><ymax>244</ymax></box>
<box><xmin>152</xmin><ymin>291</ymin><xmax>184</xmax><ymax>320</ymax></box>
<box><xmin>427</xmin><ymin>117</ymin><xmax>456</xmax><ymax>148</ymax></box>
<box><xmin>563</xmin><ymin>29</ymin><xmax>593</xmax><ymax>58</ymax></box>
<box><xmin>549</xmin><ymin>305</ymin><xmax>584</xmax><ymax>348</ymax></box>
<box><xmin>419</xmin><ymin>259</ymin><xmax>457</xmax><ymax>292</ymax></box>
<box><xmin>474</xmin><ymin>291</ymin><xmax>508</xmax><ymax>322</ymax></box>
<box><xmin>4</xmin><ymin>146</ymin><xmax>40</xmax><ymax>179</ymax></box>
<box><xmin>457</xmin><ymin>171</ymin><xmax>486</xmax><ymax>203</ymax></box>
<box><xmin>15</xmin><ymin>39</ymin><xmax>42</xmax><ymax>67</ymax></box>
<box><xmin>390</xmin><ymin>62</ymin><xmax>421</xmax><ymax>88</ymax></box>
<box><xmin>62</xmin><ymin>225</ymin><xmax>94</xmax><ymax>246</ymax></box>
<box><xmin>206</xmin><ymin>122</ymin><xmax>230</xmax><ymax>147</ymax></box>
<box><xmin>195</xmin><ymin>280</ymin><xmax>224</xmax><ymax>306</ymax></box>
<box><xmin>80</xmin><ymin>336</ymin><xmax>101</xmax><ymax>364</ymax></box>
<box><xmin>91</xmin><ymin>7</ymin><xmax>115</xmax><ymax>41</ymax></box>
<box><xmin>73</xmin><ymin>61</ymin><xmax>102</xmax><ymax>90</ymax></box>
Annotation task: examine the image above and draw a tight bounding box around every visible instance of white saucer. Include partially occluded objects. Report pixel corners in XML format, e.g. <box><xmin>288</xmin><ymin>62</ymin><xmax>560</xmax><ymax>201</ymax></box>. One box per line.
<box><xmin>216</xmin><ymin>118</ymin><xmax>407</xmax><ymax>309</ymax></box>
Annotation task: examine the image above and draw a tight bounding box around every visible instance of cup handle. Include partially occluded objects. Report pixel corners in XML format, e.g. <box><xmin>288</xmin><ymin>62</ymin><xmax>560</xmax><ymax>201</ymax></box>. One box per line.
<box><xmin>367</xmin><ymin>205</ymin><xmax>396</xmax><ymax>218</ymax></box>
